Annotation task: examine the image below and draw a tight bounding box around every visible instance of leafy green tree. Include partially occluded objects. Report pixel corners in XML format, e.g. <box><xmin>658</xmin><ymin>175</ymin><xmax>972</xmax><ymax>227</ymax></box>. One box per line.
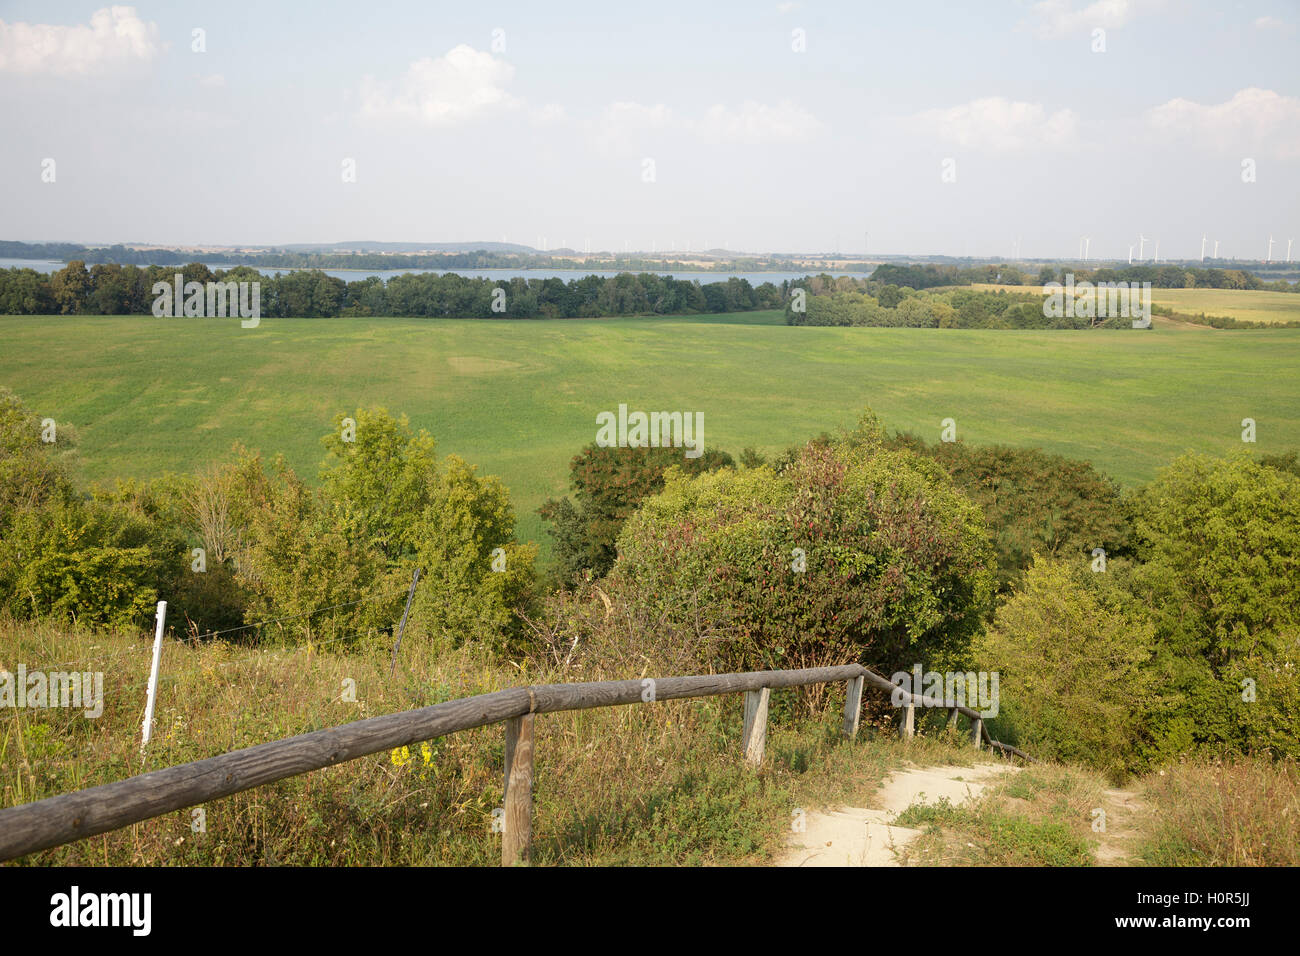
<box><xmin>227</xmin><ymin>452</ymin><xmax>394</xmax><ymax>645</ymax></box>
<box><xmin>1127</xmin><ymin>453</ymin><xmax>1300</xmax><ymax>759</ymax></box>
<box><xmin>613</xmin><ymin>430</ymin><xmax>994</xmax><ymax>679</ymax></box>
<box><xmin>975</xmin><ymin>558</ymin><xmax>1162</xmax><ymax>778</ymax></box>
<box><xmin>539</xmin><ymin>443</ymin><xmax>735</xmax><ymax>582</ymax></box>
<box><xmin>888</xmin><ymin>434</ymin><xmax>1131</xmax><ymax>593</ymax></box>
<box><xmin>319</xmin><ymin>408</ymin><xmax>439</xmax><ymax>563</ymax></box>
<box><xmin>49</xmin><ymin>260</ymin><xmax>92</xmax><ymax>314</ymax></box>
<box><xmin>409</xmin><ymin>455</ymin><xmax>536</xmax><ymax>653</ymax></box>
<box><xmin>0</xmin><ymin>496</ymin><xmax>168</xmax><ymax>630</ymax></box>
<box><xmin>318</xmin><ymin>408</ymin><xmax>535</xmax><ymax>652</ymax></box>
<box><xmin>0</xmin><ymin>387</ymin><xmax>76</xmax><ymax>536</ymax></box>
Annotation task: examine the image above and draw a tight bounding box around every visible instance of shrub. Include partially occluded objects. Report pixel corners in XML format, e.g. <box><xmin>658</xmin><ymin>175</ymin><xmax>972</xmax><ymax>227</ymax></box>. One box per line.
<box><xmin>539</xmin><ymin>443</ymin><xmax>734</xmax><ymax>582</ymax></box>
<box><xmin>1127</xmin><ymin>452</ymin><xmax>1300</xmax><ymax>760</ymax></box>
<box><xmin>974</xmin><ymin>557</ymin><xmax>1162</xmax><ymax>778</ymax></box>
<box><xmin>613</xmin><ymin>424</ymin><xmax>994</xmax><ymax>686</ymax></box>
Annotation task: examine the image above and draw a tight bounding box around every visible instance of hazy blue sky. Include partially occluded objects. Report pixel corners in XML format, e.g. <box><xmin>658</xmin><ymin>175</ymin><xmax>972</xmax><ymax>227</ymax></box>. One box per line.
<box><xmin>2</xmin><ymin>0</ymin><xmax>1297</xmax><ymax>259</ymax></box>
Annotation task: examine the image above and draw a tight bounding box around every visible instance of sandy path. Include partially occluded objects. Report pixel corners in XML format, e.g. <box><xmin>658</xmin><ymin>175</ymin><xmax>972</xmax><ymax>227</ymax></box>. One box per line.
<box><xmin>775</xmin><ymin>763</ymin><xmax>1021</xmax><ymax>867</ymax></box>
<box><xmin>1094</xmin><ymin>787</ymin><xmax>1145</xmax><ymax>866</ymax></box>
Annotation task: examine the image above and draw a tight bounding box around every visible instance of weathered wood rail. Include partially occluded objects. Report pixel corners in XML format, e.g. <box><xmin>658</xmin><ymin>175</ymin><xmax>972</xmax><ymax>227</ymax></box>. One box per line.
<box><xmin>0</xmin><ymin>662</ymin><xmax>1030</xmax><ymax>865</ymax></box>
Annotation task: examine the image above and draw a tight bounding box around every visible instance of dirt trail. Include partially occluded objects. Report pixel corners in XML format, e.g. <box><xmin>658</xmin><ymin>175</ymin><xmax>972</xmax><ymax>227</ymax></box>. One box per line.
<box><xmin>1094</xmin><ymin>787</ymin><xmax>1146</xmax><ymax>866</ymax></box>
<box><xmin>775</xmin><ymin>763</ymin><xmax>1021</xmax><ymax>867</ymax></box>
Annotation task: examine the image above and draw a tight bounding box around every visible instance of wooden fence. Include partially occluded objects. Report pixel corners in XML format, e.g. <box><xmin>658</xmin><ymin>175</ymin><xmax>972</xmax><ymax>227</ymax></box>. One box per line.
<box><xmin>0</xmin><ymin>662</ymin><xmax>1029</xmax><ymax>865</ymax></box>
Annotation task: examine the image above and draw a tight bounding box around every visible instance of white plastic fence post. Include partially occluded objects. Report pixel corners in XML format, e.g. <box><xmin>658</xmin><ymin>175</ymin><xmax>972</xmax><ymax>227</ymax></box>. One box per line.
<box><xmin>141</xmin><ymin>600</ymin><xmax>167</xmax><ymax>751</ymax></box>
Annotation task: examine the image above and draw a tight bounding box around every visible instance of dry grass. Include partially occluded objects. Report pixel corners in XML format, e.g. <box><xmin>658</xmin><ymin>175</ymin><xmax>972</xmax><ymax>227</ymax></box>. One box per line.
<box><xmin>1135</xmin><ymin>757</ymin><xmax>1300</xmax><ymax>866</ymax></box>
<box><xmin>0</xmin><ymin>617</ymin><xmax>976</xmax><ymax>866</ymax></box>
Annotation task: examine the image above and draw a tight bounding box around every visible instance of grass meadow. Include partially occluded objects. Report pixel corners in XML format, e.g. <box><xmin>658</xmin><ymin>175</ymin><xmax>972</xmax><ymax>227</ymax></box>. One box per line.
<box><xmin>973</xmin><ymin>283</ymin><xmax>1300</xmax><ymax>324</ymax></box>
<box><xmin>3</xmin><ymin>312</ymin><xmax>1299</xmax><ymax>555</ymax></box>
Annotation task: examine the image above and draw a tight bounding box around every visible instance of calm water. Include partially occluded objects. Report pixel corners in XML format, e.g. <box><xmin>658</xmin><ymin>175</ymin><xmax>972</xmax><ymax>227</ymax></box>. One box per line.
<box><xmin>0</xmin><ymin>258</ymin><xmax>864</xmax><ymax>285</ymax></box>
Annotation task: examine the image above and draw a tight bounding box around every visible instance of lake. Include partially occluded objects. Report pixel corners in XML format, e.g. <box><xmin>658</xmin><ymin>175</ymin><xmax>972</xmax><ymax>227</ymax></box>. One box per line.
<box><xmin>0</xmin><ymin>258</ymin><xmax>865</xmax><ymax>286</ymax></box>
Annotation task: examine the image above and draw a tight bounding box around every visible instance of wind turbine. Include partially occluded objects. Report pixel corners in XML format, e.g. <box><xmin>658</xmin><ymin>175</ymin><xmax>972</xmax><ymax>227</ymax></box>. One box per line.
<box><xmin>1083</xmin><ymin>237</ymin><xmax>1090</xmax><ymax>260</ymax></box>
<box><xmin>1288</xmin><ymin>238</ymin><xmax>1295</xmax><ymax>264</ymax></box>
<box><xmin>1267</xmin><ymin>235</ymin><xmax>1275</xmax><ymax>263</ymax></box>
<box><xmin>1152</xmin><ymin>240</ymin><xmax>1159</xmax><ymax>264</ymax></box>
<box><xmin>1128</xmin><ymin>244</ymin><xmax>1135</xmax><ymax>265</ymax></box>
<box><xmin>1213</xmin><ymin>239</ymin><xmax>1220</xmax><ymax>258</ymax></box>
<box><xmin>1200</xmin><ymin>234</ymin><xmax>1207</xmax><ymax>263</ymax></box>
<box><xmin>1138</xmin><ymin>234</ymin><xmax>1148</xmax><ymax>262</ymax></box>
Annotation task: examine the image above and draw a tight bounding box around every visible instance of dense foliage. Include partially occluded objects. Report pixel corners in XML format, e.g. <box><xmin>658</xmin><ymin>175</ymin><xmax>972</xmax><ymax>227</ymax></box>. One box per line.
<box><xmin>978</xmin><ymin>454</ymin><xmax>1300</xmax><ymax>774</ymax></box>
<box><xmin>0</xmin><ymin>261</ymin><xmax>784</xmax><ymax>319</ymax></box>
<box><xmin>612</xmin><ymin>425</ymin><xmax>996</xmax><ymax>679</ymax></box>
<box><xmin>871</xmin><ymin>261</ymin><xmax>1300</xmax><ymax>293</ymax></box>
<box><xmin>886</xmin><ymin>433</ymin><xmax>1132</xmax><ymax>593</ymax></box>
<box><xmin>539</xmin><ymin>443</ymin><xmax>734</xmax><ymax>583</ymax></box>
<box><xmin>0</xmin><ymin>389</ymin><xmax>534</xmax><ymax>650</ymax></box>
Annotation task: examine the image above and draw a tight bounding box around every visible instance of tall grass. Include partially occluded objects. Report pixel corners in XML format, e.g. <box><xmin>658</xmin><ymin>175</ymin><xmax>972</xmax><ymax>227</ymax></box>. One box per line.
<box><xmin>0</xmin><ymin>617</ymin><xmax>979</xmax><ymax>866</ymax></box>
<box><xmin>1137</xmin><ymin>757</ymin><xmax>1300</xmax><ymax>866</ymax></box>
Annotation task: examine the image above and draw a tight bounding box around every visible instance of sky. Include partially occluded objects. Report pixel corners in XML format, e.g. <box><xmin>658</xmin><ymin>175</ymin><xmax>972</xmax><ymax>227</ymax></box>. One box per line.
<box><xmin>1</xmin><ymin>0</ymin><xmax>1298</xmax><ymax>259</ymax></box>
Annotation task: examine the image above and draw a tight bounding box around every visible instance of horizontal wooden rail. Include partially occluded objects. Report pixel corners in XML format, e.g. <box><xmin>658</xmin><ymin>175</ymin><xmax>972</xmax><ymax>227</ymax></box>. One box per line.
<box><xmin>0</xmin><ymin>662</ymin><xmax>1029</xmax><ymax>864</ymax></box>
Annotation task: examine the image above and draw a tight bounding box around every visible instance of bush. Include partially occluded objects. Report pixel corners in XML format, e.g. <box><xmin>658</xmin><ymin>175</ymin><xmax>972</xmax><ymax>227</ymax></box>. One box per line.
<box><xmin>888</xmin><ymin>435</ymin><xmax>1131</xmax><ymax>593</ymax></box>
<box><xmin>612</xmin><ymin>420</ymin><xmax>994</xmax><ymax>687</ymax></box>
<box><xmin>1127</xmin><ymin>452</ymin><xmax>1300</xmax><ymax>760</ymax></box>
<box><xmin>974</xmin><ymin>557</ymin><xmax>1162</xmax><ymax>778</ymax></box>
<box><xmin>539</xmin><ymin>443</ymin><xmax>734</xmax><ymax>583</ymax></box>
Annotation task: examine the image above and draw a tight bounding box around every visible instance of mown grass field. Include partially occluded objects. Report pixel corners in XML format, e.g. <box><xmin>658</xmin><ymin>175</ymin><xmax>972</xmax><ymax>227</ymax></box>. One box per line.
<box><xmin>973</xmin><ymin>283</ymin><xmax>1300</xmax><ymax>324</ymax></box>
<box><xmin>2</xmin><ymin>312</ymin><xmax>1298</xmax><ymax>554</ymax></box>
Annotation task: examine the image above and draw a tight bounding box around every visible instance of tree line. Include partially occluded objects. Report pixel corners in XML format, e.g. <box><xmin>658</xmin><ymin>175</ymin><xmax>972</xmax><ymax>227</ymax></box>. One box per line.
<box><xmin>0</xmin><ymin>261</ymin><xmax>787</xmax><ymax>318</ymax></box>
<box><xmin>872</xmin><ymin>261</ymin><xmax>1299</xmax><ymax>293</ymax></box>
<box><xmin>784</xmin><ymin>280</ymin><xmax>1135</xmax><ymax>329</ymax></box>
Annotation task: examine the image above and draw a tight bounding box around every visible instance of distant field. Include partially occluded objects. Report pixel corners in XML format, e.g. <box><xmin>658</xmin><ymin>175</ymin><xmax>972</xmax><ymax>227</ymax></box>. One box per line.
<box><xmin>2</xmin><ymin>312</ymin><xmax>1298</xmax><ymax>556</ymax></box>
<box><xmin>972</xmin><ymin>284</ymin><xmax>1300</xmax><ymax>324</ymax></box>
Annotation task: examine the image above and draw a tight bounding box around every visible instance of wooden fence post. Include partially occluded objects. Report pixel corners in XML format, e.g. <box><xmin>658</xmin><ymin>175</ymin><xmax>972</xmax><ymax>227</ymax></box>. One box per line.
<box><xmin>502</xmin><ymin>714</ymin><xmax>534</xmax><ymax>866</ymax></box>
<box><xmin>899</xmin><ymin>696</ymin><xmax>916</xmax><ymax>739</ymax></box>
<box><xmin>741</xmin><ymin>688</ymin><xmax>770</xmax><ymax>766</ymax></box>
<box><xmin>843</xmin><ymin>676</ymin><xmax>864</xmax><ymax>740</ymax></box>
<box><xmin>947</xmin><ymin>707</ymin><xmax>959</xmax><ymax>730</ymax></box>
<box><xmin>971</xmin><ymin>717</ymin><xmax>983</xmax><ymax>750</ymax></box>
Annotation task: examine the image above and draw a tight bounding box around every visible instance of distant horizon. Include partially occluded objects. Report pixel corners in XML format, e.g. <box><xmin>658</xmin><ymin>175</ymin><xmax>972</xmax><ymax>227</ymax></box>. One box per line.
<box><xmin>2</xmin><ymin>237</ymin><xmax>1295</xmax><ymax>267</ymax></box>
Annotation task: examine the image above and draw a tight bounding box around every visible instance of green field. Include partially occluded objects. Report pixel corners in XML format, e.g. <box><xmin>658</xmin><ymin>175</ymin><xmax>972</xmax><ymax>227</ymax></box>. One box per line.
<box><xmin>974</xmin><ymin>284</ymin><xmax>1300</xmax><ymax>324</ymax></box>
<box><xmin>2</xmin><ymin>312</ymin><xmax>1298</xmax><ymax>553</ymax></box>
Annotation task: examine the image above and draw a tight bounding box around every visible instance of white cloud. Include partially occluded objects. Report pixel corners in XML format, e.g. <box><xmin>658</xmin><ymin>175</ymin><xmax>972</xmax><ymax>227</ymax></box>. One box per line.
<box><xmin>591</xmin><ymin>100</ymin><xmax>674</xmax><ymax>152</ymax></box>
<box><xmin>776</xmin><ymin>2</ymin><xmax>800</xmax><ymax>13</ymax></box>
<box><xmin>529</xmin><ymin>102</ymin><xmax>567</xmax><ymax>126</ymax></box>
<box><xmin>1023</xmin><ymin>0</ymin><xmax>1143</xmax><ymax>39</ymax></box>
<box><xmin>0</xmin><ymin>6</ymin><xmax>162</xmax><ymax>75</ymax></box>
<box><xmin>909</xmin><ymin>97</ymin><xmax>1079</xmax><ymax>150</ymax></box>
<box><xmin>359</xmin><ymin>45</ymin><xmax>519</xmax><ymax>126</ymax></box>
<box><xmin>196</xmin><ymin>73</ymin><xmax>225</xmax><ymax>88</ymax></box>
<box><xmin>1253</xmin><ymin>15</ymin><xmax>1291</xmax><ymax>31</ymax></box>
<box><xmin>601</xmin><ymin>101</ymin><xmax>673</xmax><ymax>130</ymax></box>
<box><xmin>1147</xmin><ymin>87</ymin><xmax>1300</xmax><ymax>157</ymax></box>
<box><xmin>698</xmin><ymin>99</ymin><xmax>821</xmax><ymax>144</ymax></box>
<box><xmin>590</xmin><ymin>99</ymin><xmax>818</xmax><ymax>151</ymax></box>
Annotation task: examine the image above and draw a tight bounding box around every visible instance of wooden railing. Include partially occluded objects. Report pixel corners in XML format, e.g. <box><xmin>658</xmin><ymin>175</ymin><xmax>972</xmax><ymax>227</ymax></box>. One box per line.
<box><xmin>0</xmin><ymin>662</ymin><xmax>1030</xmax><ymax>865</ymax></box>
